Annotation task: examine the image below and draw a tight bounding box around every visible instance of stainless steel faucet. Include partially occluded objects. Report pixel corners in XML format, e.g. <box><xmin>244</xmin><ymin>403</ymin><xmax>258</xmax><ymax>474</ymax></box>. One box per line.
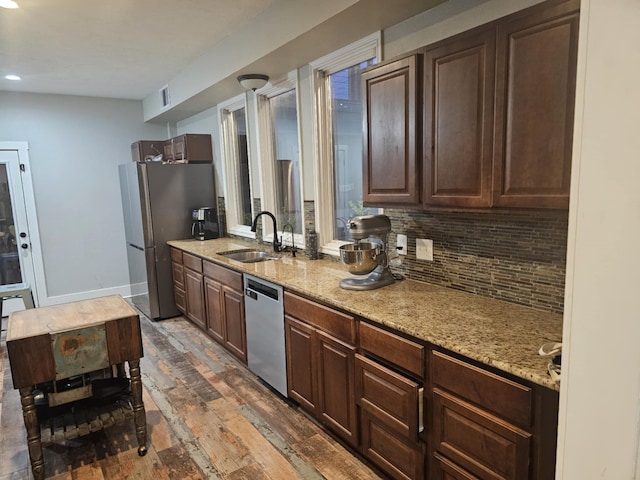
<box><xmin>282</xmin><ymin>223</ymin><xmax>297</xmax><ymax>257</ymax></box>
<box><xmin>251</xmin><ymin>211</ymin><xmax>282</xmax><ymax>253</ymax></box>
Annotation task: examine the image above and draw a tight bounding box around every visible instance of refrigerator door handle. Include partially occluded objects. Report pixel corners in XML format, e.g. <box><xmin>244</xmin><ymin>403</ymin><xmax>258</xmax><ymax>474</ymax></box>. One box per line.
<box><xmin>128</xmin><ymin>243</ymin><xmax>144</xmax><ymax>252</ymax></box>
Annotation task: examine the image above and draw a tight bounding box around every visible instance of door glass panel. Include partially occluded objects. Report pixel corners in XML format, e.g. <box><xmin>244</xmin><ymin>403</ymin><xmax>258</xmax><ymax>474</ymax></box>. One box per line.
<box><xmin>0</xmin><ymin>164</ymin><xmax>22</xmax><ymax>286</ymax></box>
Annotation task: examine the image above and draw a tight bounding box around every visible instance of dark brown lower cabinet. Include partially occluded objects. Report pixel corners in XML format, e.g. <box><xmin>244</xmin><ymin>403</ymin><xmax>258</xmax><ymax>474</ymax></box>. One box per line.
<box><xmin>432</xmin><ymin>389</ymin><xmax>530</xmax><ymax>480</ymax></box>
<box><xmin>184</xmin><ymin>266</ymin><xmax>206</xmax><ymax>331</ymax></box>
<box><xmin>317</xmin><ymin>330</ymin><xmax>357</xmax><ymax>445</ymax></box>
<box><xmin>203</xmin><ymin>260</ymin><xmax>246</xmax><ymax>363</ymax></box>
<box><xmin>284</xmin><ymin>292</ymin><xmax>358</xmax><ymax>448</ymax></box>
<box><xmin>171</xmin><ymin>260</ymin><xmax>186</xmax><ymax>314</ymax></box>
<box><xmin>356</xmin><ymin>354</ymin><xmax>425</xmax><ymax>480</ymax></box>
<box><xmin>221</xmin><ymin>286</ymin><xmax>246</xmax><ymax>361</ymax></box>
<box><xmin>284</xmin><ymin>316</ymin><xmax>358</xmax><ymax>447</ymax></box>
<box><xmin>285</xmin><ymin>316</ymin><xmax>317</xmax><ymax>412</ymax></box>
<box><xmin>430</xmin><ymin>349</ymin><xmax>557</xmax><ymax>480</ymax></box>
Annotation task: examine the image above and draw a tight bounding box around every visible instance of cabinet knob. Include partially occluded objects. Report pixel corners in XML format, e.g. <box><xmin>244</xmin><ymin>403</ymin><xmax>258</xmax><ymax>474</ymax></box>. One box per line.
<box><xmin>21</xmin><ymin>243</ymin><xmax>29</xmax><ymax>249</ymax></box>
<box><xmin>20</xmin><ymin>232</ymin><xmax>27</xmax><ymax>238</ymax></box>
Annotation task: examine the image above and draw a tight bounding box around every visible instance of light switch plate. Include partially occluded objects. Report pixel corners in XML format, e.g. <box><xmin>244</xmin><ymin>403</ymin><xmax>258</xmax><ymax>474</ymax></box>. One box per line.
<box><xmin>397</xmin><ymin>234</ymin><xmax>407</xmax><ymax>256</ymax></box>
<box><xmin>416</xmin><ymin>238</ymin><xmax>433</xmax><ymax>261</ymax></box>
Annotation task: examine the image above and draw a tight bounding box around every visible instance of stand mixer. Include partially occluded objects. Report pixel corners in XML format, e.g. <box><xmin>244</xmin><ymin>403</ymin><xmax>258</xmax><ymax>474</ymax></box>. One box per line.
<box><xmin>339</xmin><ymin>214</ymin><xmax>396</xmax><ymax>291</ymax></box>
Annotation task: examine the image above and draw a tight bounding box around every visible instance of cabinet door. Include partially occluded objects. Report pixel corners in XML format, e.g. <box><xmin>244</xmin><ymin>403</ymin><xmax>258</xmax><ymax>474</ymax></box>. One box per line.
<box><xmin>433</xmin><ymin>389</ymin><xmax>531</xmax><ymax>480</ymax></box>
<box><xmin>285</xmin><ymin>315</ymin><xmax>318</xmax><ymax>414</ymax></box>
<box><xmin>222</xmin><ymin>287</ymin><xmax>247</xmax><ymax>363</ymax></box>
<box><xmin>204</xmin><ymin>277</ymin><xmax>224</xmax><ymax>343</ymax></box>
<box><xmin>423</xmin><ymin>27</ymin><xmax>495</xmax><ymax>208</ymax></box>
<box><xmin>163</xmin><ymin>141</ymin><xmax>174</xmax><ymax>162</ymax></box>
<box><xmin>362</xmin><ymin>54</ymin><xmax>421</xmax><ymax>207</ymax></box>
<box><xmin>172</xmin><ymin>135</ymin><xmax>186</xmax><ymax>161</ymax></box>
<box><xmin>317</xmin><ymin>330</ymin><xmax>357</xmax><ymax>447</ymax></box>
<box><xmin>492</xmin><ymin>0</ymin><xmax>579</xmax><ymax>208</ymax></box>
<box><xmin>184</xmin><ymin>268</ymin><xmax>206</xmax><ymax>330</ymax></box>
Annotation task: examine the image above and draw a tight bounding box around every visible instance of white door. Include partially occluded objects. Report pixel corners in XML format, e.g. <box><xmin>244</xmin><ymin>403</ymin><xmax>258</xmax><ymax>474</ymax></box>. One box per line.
<box><xmin>0</xmin><ymin>149</ymin><xmax>38</xmax><ymax>313</ymax></box>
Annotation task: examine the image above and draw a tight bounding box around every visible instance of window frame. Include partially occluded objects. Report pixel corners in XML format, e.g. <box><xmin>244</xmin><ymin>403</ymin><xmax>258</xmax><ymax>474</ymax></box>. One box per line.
<box><xmin>310</xmin><ymin>32</ymin><xmax>382</xmax><ymax>256</ymax></box>
<box><xmin>218</xmin><ymin>94</ymin><xmax>255</xmax><ymax>239</ymax></box>
<box><xmin>255</xmin><ymin>71</ymin><xmax>305</xmax><ymax>249</ymax></box>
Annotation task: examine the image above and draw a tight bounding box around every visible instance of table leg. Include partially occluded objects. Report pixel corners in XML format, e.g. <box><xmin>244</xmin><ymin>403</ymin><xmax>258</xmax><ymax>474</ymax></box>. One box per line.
<box><xmin>128</xmin><ymin>359</ymin><xmax>148</xmax><ymax>456</ymax></box>
<box><xmin>19</xmin><ymin>386</ymin><xmax>44</xmax><ymax>480</ymax></box>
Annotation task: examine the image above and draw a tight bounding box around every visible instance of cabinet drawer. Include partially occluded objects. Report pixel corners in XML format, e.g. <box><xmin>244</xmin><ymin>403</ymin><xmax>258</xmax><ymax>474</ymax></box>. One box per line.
<box><xmin>203</xmin><ymin>260</ymin><xmax>242</xmax><ymax>291</ymax></box>
<box><xmin>183</xmin><ymin>252</ymin><xmax>203</xmax><ymax>273</ymax></box>
<box><xmin>431</xmin><ymin>350</ymin><xmax>532</xmax><ymax>428</ymax></box>
<box><xmin>172</xmin><ymin>262</ymin><xmax>184</xmax><ymax>290</ymax></box>
<box><xmin>356</xmin><ymin>354</ymin><xmax>422</xmax><ymax>441</ymax></box>
<box><xmin>170</xmin><ymin>247</ymin><xmax>183</xmax><ymax>263</ymax></box>
<box><xmin>361</xmin><ymin>409</ymin><xmax>425</xmax><ymax>480</ymax></box>
<box><xmin>360</xmin><ymin>322</ymin><xmax>424</xmax><ymax>377</ymax></box>
<box><xmin>433</xmin><ymin>389</ymin><xmax>531</xmax><ymax>480</ymax></box>
<box><xmin>284</xmin><ymin>292</ymin><xmax>356</xmax><ymax>344</ymax></box>
<box><xmin>433</xmin><ymin>452</ymin><xmax>479</xmax><ymax>480</ymax></box>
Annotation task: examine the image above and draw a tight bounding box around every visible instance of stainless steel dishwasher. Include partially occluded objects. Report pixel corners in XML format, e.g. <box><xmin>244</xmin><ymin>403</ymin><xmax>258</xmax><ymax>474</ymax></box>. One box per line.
<box><xmin>243</xmin><ymin>274</ymin><xmax>287</xmax><ymax>397</ymax></box>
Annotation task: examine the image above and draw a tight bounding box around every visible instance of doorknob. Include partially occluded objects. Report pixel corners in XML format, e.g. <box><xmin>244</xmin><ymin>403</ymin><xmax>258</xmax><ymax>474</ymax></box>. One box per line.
<box><xmin>21</xmin><ymin>243</ymin><xmax>29</xmax><ymax>249</ymax></box>
<box><xmin>19</xmin><ymin>232</ymin><xmax>27</xmax><ymax>238</ymax></box>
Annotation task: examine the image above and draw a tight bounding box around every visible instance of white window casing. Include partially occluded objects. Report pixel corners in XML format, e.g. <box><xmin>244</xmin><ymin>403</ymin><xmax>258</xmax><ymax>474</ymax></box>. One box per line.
<box><xmin>218</xmin><ymin>94</ymin><xmax>255</xmax><ymax>239</ymax></box>
<box><xmin>309</xmin><ymin>32</ymin><xmax>381</xmax><ymax>256</ymax></box>
<box><xmin>255</xmin><ymin>71</ymin><xmax>306</xmax><ymax>249</ymax></box>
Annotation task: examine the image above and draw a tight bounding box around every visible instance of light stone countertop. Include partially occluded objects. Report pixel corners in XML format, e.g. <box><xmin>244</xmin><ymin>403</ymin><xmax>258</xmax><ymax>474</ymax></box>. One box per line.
<box><xmin>168</xmin><ymin>238</ymin><xmax>563</xmax><ymax>391</ymax></box>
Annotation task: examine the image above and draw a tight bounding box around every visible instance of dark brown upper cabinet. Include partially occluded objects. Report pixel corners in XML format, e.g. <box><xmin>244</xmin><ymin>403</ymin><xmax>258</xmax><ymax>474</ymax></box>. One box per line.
<box><xmin>363</xmin><ymin>0</ymin><xmax>579</xmax><ymax>211</ymax></box>
<box><xmin>492</xmin><ymin>0</ymin><xmax>579</xmax><ymax>208</ymax></box>
<box><xmin>362</xmin><ymin>54</ymin><xmax>421</xmax><ymax>207</ymax></box>
<box><xmin>423</xmin><ymin>27</ymin><xmax>496</xmax><ymax>208</ymax></box>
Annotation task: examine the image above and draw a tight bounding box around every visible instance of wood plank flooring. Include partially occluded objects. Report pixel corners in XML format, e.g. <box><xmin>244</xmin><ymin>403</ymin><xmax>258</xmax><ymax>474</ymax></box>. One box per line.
<box><xmin>0</xmin><ymin>313</ymin><xmax>383</xmax><ymax>479</ymax></box>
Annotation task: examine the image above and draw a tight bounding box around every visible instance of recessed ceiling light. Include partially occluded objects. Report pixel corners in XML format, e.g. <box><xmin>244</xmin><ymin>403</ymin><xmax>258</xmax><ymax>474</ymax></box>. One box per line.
<box><xmin>0</xmin><ymin>0</ymin><xmax>19</xmax><ymax>9</ymax></box>
<box><xmin>4</xmin><ymin>74</ymin><xmax>21</xmax><ymax>81</ymax></box>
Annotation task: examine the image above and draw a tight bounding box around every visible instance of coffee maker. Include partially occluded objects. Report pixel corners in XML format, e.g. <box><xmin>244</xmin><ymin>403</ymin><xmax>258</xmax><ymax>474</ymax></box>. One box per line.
<box><xmin>191</xmin><ymin>207</ymin><xmax>219</xmax><ymax>240</ymax></box>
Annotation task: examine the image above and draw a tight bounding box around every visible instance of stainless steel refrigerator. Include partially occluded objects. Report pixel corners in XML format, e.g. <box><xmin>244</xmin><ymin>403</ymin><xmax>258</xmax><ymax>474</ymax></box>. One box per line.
<box><xmin>119</xmin><ymin>162</ymin><xmax>217</xmax><ymax>320</ymax></box>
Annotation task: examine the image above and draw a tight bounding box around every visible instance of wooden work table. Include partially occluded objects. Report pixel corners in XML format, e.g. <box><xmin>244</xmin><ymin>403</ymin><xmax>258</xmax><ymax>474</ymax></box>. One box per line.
<box><xmin>5</xmin><ymin>295</ymin><xmax>147</xmax><ymax>480</ymax></box>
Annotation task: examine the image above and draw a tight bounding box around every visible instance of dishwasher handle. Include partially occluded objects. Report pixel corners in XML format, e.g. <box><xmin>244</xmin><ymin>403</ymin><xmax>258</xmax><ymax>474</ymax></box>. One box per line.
<box><xmin>245</xmin><ymin>288</ymin><xmax>258</xmax><ymax>300</ymax></box>
<box><xmin>245</xmin><ymin>278</ymin><xmax>280</xmax><ymax>301</ymax></box>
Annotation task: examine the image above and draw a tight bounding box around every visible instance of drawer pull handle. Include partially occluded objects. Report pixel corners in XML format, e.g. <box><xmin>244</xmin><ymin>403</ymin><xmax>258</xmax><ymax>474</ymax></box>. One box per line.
<box><xmin>418</xmin><ymin>387</ymin><xmax>424</xmax><ymax>433</ymax></box>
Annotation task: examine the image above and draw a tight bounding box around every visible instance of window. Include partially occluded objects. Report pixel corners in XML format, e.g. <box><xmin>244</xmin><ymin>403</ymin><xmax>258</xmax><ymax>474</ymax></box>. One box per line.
<box><xmin>219</xmin><ymin>95</ymin><xmax>254</xmax><ymax>236</ymax></box>
<box><xmin>256</xmin><ymin>73</ymin><xmax>304</xmax><ymax>248</ymax></box>
<box><xmin>311</xmin><ymin>33</ymin><xmax>381</xmax><ymax>254</ymax></box>
<box><xmin>331</xmin><ymin>60</ymin><xmax>375</xmax><ymax>241</ymax></box>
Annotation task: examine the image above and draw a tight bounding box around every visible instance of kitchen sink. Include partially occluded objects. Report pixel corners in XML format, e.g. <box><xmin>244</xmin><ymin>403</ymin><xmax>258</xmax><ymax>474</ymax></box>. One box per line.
<box><xmin>218</xmin><ymin>249</ymin><xmax>274</xmax><ymax>263</ymax></box>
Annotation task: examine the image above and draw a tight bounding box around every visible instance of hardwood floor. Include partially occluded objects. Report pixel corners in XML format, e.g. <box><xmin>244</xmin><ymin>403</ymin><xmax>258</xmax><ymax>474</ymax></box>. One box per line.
<box><xmin>0</xmin><ymin>313</ymin><xmax>383</xmax><ymax>479</ymax></box>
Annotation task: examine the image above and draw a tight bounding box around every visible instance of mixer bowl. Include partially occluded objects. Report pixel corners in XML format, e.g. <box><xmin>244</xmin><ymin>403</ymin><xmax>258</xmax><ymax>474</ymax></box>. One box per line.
<box><xmin>339</xmin><ymin>242</ymin><xmax>379</xmax><ymax>275</ymax></box>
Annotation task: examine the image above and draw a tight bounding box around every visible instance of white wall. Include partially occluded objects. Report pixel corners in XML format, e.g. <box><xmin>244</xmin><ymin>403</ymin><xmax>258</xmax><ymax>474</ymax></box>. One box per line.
<box><xmin>0</xmin><ymin>92</ymin><xmax>166</xmax><ymax>303</ymax></box>
<box><xmin>557</xmin><ymin>0</ymin><xmax>640</xmax><ymax>478</ymax></box>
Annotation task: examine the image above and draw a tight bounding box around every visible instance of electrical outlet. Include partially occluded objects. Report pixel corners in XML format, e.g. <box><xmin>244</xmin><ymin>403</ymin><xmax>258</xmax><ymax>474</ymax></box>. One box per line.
<box><xmin>416</xmin><ymin>238</ymin><xmax>433</xmax><ymax>261</ymax></box>
<box><xmin>396</xmin><ymin>234</ymin><xmax>407</xmax><ymax>256</ymax></box>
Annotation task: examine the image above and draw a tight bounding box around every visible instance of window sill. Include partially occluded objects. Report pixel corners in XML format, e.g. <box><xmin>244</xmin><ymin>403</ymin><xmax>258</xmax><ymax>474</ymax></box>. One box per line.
<box><xmin>228</xmin><ymin>225</ymin><xmax>256</xmax><ymax>240</ymax></box>
<box><xmin>320</xmin><ymin>239</ymin><xmax>351</xmax><ymax>258</ymax></box>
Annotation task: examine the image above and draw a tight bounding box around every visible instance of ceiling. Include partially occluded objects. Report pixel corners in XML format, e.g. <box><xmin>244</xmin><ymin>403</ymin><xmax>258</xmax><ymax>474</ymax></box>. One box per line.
<box><xmin>0</xmin><ymin>0</ymin><xmax>445</xmax><ymax>122</ymax></box>
<box><xmin>0</xmin><ymin>0</ymin><xmax>275</xmax><ymax>99</ymax></box>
